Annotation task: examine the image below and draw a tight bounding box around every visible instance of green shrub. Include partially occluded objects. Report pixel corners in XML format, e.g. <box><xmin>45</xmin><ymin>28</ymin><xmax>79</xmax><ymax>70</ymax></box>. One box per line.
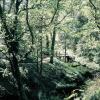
<box><xmin>90</xmin><ymin>91</ymin><xmax>100</xmax><ymax>100</ymax></box>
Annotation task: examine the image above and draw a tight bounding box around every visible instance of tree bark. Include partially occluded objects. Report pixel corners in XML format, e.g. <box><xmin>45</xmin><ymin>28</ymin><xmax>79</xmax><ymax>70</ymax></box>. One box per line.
<box><xmin>50</xmin><ymin>27</ymin><xmax>56</xmax><ymax>64</ymax></box>
<box><xmin>46</xmin><ymin>35</ymin><xmax>49</xmax><ymax>53</ymax></box>
<box><xmin>40</xmin><ymin>36</ymin><xmax>43</xmax><ymax>74</ymax></box>
<box><xmin>64</xmin><ymin>38</ymin><xmax>67</xmax><ymax>62</ymax></box>
<box><xmin>26</xmin><ymin>0</ymin><xmax>34</xmax><ymax>45</ymax></box>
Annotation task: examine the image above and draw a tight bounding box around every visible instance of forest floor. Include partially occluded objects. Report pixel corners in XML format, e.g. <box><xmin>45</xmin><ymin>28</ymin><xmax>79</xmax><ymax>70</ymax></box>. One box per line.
<box><xmin>1</xmin><ymin>49</ymin><xmax>99</xmax><ymax>100</ymax></box>
<box><xmin>71</xmin><ymin>51</ymin><xmax>100</xmax><ymax>99</ymax></box>
<box><xmin>42</xmin><ymin>55</ymin><xmax>100</xmax><ymax>100</ymax></box>
<box><xmin>64</xmin><ymin>71</ymin><xmax>100</xmax><ymax>100</ymax></box>
<box><xmin>56</xmin><ymin>50</ymin><xmax>100</xmax><ymax>100</ymax></box>
<box><xmin>82</xmin><ymin>76</ymin><xmax>100</xmax><ymax>100</ymax></box>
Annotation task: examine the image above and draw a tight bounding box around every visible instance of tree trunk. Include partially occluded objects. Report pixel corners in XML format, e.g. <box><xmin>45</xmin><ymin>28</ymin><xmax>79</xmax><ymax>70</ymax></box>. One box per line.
<box><xmin>50</xmin><ymin>27</ymin><xmax>56</xmax><ymax>64</ymax></box>
<box><xmin>39</xmin><ymin>17</ymin><xmax>43</xmax><ymax>74</ymax></box>
<box><xmin>37</xmin><ymin>49</ymin><xmax>39</xmax><ymax>72</ymax></box>
<box><xmin>0</xmin><ymin>1</ymin><xmax>28</xmax><ymax>100</ymax></box>
<box><xmin>9</xmin><ymin>53</ymin><xmax>27</xmax><ymax>100</ymax></box>
<box><xmin>40</xmin><ymin>36</ymin><xmax>43</xmax><ymax>74</ymax></box>
<box><xmin>46</xmin><ymin>35</ymin><xmax>49</xmax><ymax>53</ymax></box>
<box><xmin>26</xmin><ymin>0</ymin><xmax>34</xmax><ymax>45</ymax></box>
<box><xmin>64</xmin><ymin>38</ymin><xmax>67</xmax><ymax>62</ymax></box>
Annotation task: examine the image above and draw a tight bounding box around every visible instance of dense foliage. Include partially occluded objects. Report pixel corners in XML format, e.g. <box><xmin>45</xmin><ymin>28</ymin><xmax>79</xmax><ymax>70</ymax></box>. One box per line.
<box><xmin>0</xmin><ymin>0</ymin><xmax>100</xmax><ymax>100</ymax></box>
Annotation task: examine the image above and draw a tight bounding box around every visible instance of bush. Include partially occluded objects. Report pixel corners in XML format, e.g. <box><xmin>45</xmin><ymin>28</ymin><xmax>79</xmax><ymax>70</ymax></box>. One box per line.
<box><xmin>90</xmin><ymin>91</ymin><xmax>100</xmax><ymax>100</ymax></box>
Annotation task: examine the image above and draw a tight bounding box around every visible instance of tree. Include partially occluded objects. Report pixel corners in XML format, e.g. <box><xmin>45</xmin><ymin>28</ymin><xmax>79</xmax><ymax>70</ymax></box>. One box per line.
<box><xmin>50</xmin><ymin>27</ymin><xmax>56</xmax><ymax>63</ymax></box>
<box><xmin>0</xmin><ymin>1</ymin><xmax>27</xmax><ymax>100</ymax></box>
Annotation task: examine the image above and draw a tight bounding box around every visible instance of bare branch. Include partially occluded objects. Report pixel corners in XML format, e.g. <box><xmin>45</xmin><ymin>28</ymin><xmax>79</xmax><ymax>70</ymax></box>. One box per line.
<box><xmin>49</xmin><ymin>0</ymin><xmax>61</xmax><ymax>25</ymax></box>
<box><xmin>89</xmin><ymin>0</ymin><xmax>100</xmax><ymax>30</ymax></box>
<box><xmin>56</xmin><ymin>15</ymin><xmax>68</xmax><ymax>25</ymax></box>
<box><xmin>89</xmin><ymin>0</ymin><xmax>97</xmax><ymax>10</ymax></box>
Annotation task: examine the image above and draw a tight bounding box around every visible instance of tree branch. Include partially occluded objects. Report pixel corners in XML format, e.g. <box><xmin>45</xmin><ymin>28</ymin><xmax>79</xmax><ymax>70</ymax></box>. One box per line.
<box><xmin>89</xmin><ymin>0</ymin><xmax>100</xmax><ymax>30</ymax></box>
<box><xmin>19</xmin><ymin>0</ymin><xmax>61</xmax><ymax>28</ymax></box>
<box><xmin>8</xmin><ymin>0</ymin><xmax>15</xmax><ymax>14</ymax></box>
<box><xmin>26</xmin><ymin>0</ymin><xmax>34</xmax><ymax>45</ymax></box>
